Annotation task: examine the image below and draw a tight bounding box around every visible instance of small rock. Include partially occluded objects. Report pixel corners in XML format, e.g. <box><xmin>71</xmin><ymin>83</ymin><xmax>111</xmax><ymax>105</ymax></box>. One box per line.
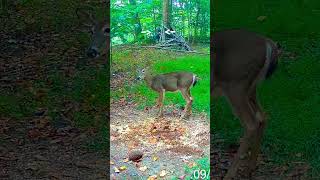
<box><xmin>128</xmin><ymin>150</ymin><xmax>143</xmax><ymax>162</ymax></box>
<box><xmin>139</xmin><ymin>166</ymin><xmax>148</xmax><ymax>172</ymax></box>
<box><xmin>114</xmin><ymin>167</ymin><xmax>120</xmax><ymax>173</ymax></box>
<box><xmin>159</xmin><ymin>170</ymin><xmax>167</xmax><ymax>177</ymax></box>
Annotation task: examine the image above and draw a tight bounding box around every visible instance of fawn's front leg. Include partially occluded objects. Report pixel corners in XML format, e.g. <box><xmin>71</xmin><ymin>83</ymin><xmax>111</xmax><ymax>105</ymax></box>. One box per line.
<box><xmin>157</xmin><ymin>89</ymin><xmax>165</xmax><ymax>118</ymax></box>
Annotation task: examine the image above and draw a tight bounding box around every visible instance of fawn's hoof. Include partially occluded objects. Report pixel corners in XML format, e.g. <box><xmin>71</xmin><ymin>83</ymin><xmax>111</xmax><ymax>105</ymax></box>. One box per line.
<box><xmin>155</xmin><ymin>114</ymin><xmax>164</xmax><ymax>119</ymax></box>
<box><xmin>180</xmin><ymin>114</ymin><xmax>191</xmax><ymax>120</ymax></box>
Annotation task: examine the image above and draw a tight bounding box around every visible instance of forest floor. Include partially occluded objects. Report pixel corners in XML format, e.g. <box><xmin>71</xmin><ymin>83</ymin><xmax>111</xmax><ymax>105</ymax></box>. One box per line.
<box><xmin>0</xmin><ymin>116</ymin><xmax>109</xmax><ymax>179</ymax></box>
<box><xmin>0</xmin><ymin>111</ymin><xmax>311</xmax><ymax>180</ymax></box>
<box><xmin>110</xmin><ymin>102</ymin><xmax>210</xmax><ymax>179</ymax></box>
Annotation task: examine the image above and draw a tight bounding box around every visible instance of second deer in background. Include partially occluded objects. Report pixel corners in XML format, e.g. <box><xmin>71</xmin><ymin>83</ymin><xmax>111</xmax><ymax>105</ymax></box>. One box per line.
<box><xmin>76</xmin><ymin>8</ymin><xmax>109</xmax><ymax>58</ymax></box>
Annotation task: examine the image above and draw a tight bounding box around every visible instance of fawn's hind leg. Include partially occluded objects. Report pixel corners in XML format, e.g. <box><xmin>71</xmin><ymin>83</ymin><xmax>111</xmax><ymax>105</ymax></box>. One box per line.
<box><xmin>180</xmin><ymin>88</ymin><xmax>192</xmax><ymax>120</ymax></box>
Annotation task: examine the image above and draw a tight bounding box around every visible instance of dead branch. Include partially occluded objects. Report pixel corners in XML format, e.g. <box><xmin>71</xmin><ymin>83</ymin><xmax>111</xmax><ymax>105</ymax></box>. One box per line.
<box><xmin>131</xmin><ymin>46</ymin><xmax>209</xmax><ymax>55</ymax></box>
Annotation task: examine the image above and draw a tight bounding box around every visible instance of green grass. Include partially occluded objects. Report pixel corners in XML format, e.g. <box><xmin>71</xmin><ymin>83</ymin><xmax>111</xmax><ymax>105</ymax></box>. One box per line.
<box><xmin>111</xmin><ymin>54</ymin><xmax>210</xmax><ymax>115</ymax></box>
<box><xmin>184</xmin><ymin>156</ymin><xmax>210</xmax><ymax>180</ymax></box>
<box><xmin>168</xmin><ymin>156</ymin><xmax>210</xmax><ymax>180</ymax></box>
<box><xmin>212</xmin><ymin>0</ymin><xmax>320</xmax><ymax>176</ymax></box>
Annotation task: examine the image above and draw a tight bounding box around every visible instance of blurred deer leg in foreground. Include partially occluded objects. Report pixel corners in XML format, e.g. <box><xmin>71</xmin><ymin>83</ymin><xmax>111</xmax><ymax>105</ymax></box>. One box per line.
<box><xmin>212</xmin><ymin>29</ymin><xmax>282</xmax><ymax>179</ymax></box>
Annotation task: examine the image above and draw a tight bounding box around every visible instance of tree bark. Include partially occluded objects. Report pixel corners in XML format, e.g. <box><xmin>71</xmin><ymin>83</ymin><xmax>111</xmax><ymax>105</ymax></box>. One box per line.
<box><xmin>129</xmin><ymin>0</ymin><xmax>142</xmax><ymax>42</ymax></box>
<box><xmin>162</xmin><ymin>0</ymin><xmax>170</xmax><ymax>28</ymax></box>
<box><xmin>193</xmin><ymin>0</ymin><xmax>200</xmax><ymax>43</ymax></box>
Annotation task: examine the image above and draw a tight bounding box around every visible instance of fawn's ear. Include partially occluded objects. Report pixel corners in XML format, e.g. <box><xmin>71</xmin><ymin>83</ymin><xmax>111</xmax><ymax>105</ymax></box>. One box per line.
<box><xmin>274</xmin><ymin>41</ymin><xmax>282</xmax><ymax>56</ymax></box>
<box><xmin>76</xmin><ymin>7</ymin><xmax>97</xmax><ymax>27</ymax></box>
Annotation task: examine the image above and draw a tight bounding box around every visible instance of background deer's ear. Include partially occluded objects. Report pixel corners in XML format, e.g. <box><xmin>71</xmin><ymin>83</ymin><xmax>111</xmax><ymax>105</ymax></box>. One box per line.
<box><xmin>275</xmin><ymin>42</ymin><xmax>281</xmax><ymax>49</ymax></box>
<box><xmin>76</xmin><ymin>7</ymin><xmax>97</xmax><ymax>27</ymax></box>
<box><xmin>274</xmin><ymin>41</ymin><xmax>283</xmax><ymax>55</ymax></box>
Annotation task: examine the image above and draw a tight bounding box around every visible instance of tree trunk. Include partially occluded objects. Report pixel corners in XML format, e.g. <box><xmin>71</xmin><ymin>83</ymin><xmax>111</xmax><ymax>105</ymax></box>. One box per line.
<box><xmin>129</xmin><ymin>0</ymin><xmax>142</xmax><ymax>42</ymax></box>
<box><xmin>162</xmin><ymin>0</ymin><xmax>170</xmax><ymax>28</ymax></box>
<box><xmin>193</xmin><ymin>0</ymin><xmax>200</xmax><ymax>43</ymax></box>
<box><xmin>187</xmin><ymin>0</ymin><xmax>192</xmax><ymax>42</ymax></box>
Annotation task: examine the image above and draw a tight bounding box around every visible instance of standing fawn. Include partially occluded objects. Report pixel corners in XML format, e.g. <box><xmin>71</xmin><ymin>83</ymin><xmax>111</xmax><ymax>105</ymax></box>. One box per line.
<box><xmin>212</xmin><ymin>29</ymin><xmax>282</xmax><ymax>179</ymax></box>
<box><xmin>137</xmin><ymin>68</ymin><xmax>199</xmax><ymax>119</ymax></box>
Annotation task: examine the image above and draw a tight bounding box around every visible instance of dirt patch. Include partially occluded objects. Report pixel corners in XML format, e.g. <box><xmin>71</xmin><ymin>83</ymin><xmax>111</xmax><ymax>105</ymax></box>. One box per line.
<box><xmin>110</xmin><ymin>105</ymin><xmax>210</xmax><ymax>179</ymax></box>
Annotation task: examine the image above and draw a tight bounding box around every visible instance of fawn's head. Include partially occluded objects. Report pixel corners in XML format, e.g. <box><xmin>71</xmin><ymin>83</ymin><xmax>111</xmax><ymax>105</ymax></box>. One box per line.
<box><xmin>136</xmin><ymin>68</ymin><xmax>146</xmax><ymax>81</ymax></box>
<box><xmin>76</xmin><ymin>8</ymin><xmax>109</xmax><ymax>58</ymax></box>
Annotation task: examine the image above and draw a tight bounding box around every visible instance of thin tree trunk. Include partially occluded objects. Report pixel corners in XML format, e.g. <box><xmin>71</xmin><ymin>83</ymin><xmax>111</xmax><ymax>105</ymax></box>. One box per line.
<box><xmin>181</xmin><ymin>2</ymin><xmax>186</xmax><ymax>38</ymax></box>
<box><xmin>161</xmin><ymin>0</ymin><xmax>171</xmax><ymax>41</ymax></box>
<box><xmin>153</xmin><ymin>7</ymin><xmax>156</xmax><ymax>33</ymax></box>
<box><xmin>193</xmin><ymin>0</ymin><xmax>200</xmax><ymax>43</ymax></box>
<box><xmin>162</xmin><ymin>0</ymin><xmax>170</xmax><ymax>28</ymax></box>
<box><xmin>129</xmin><ymin>0</ymin><xmax>142</xmax><ymax>42</ymax></box>
<box><xmin>187</xmin><ymin>0</ymin><xmax>192</xmax><ymax>42</ymax></box>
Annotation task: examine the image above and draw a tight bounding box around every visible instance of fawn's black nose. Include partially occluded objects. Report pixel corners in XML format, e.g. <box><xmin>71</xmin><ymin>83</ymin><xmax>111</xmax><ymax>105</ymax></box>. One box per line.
<box><xmin>87</xmin><ymin>48</ymin><xmax>99</xmax><ymax>58</ymax></box>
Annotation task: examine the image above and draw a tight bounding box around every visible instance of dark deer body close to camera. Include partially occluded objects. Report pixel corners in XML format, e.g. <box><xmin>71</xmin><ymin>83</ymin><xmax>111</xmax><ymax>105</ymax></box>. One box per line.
<box><xmin>137</xmin><ymin>69</ymin><xmax>199</xmax><ymax>119</ymax></box>
<box><xmin>211</xmin><ymin>29</ymin><xmax>281</xmax><ymax>179</ymax></box>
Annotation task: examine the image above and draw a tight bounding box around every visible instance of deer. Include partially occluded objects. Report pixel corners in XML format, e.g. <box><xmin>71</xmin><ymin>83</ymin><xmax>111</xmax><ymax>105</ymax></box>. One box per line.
<box><xmin>76</xmin><ymin>8</ymin><xmax>109</xmax><ymax>58</ymax></box>
<box><xmin>137</xmin><ymin>68</ymin><xmax>199</xmax><ymax>120</ymax></box>
<box><xmin>212</xmin><ymin>29</ymin><xmax>282</xmax><ymax>179</ymax></box>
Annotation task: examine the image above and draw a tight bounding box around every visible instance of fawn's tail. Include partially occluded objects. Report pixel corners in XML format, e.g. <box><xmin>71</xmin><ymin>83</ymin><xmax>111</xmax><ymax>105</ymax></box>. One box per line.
<box><xmin>192</xmin><ymin>75</ymin><xmax>201</xmax><ymax>87</ymax></box>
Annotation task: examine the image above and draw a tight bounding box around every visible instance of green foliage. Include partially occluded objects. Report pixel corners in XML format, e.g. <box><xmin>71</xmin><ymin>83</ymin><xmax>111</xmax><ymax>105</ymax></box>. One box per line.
<box><xmin>212</xmin><ymin>0</ymin><xmax>320</xmax><ymax>176</ymax></box>
<box><xmin>184</xmin><ymin>157</ymin><xmax>210</xmax><ymax>180</ymax></box>
<box><xmin>111</xmin><ymin>0</ymin><xmax>210</xmax><ymax>44</ymax></box>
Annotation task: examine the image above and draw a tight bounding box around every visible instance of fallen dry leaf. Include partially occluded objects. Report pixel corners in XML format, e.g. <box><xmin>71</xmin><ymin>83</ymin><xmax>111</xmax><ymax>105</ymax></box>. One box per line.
<box><xmin>188</xmin><ymin>162</ymin><xmax>197</xmax><ymax>168</ymax></box>
<box><xmin>147</xmin><ymin>175</ymin><xmax>157</xmax><ymax>180</ymax></box>
<box><xmin>119</xmin><ymin>166</ymin><xmax>127</xmax><ymax>171</ymax></box>
<box><xmin>152</xmin><ymin>155</ymin><xmax>159</xmax><ymax>161</ymax></box>
<box><xmin>114</xmin><ymin>167</ymin><xmax>120</xmax><ymax>173</ymax></box>
<box><xmin>110</xmin><ymin>161</ymin><xmax>115</xmax><ymax>165</ymax></box>
<box><xmin>159</xmin><ymin>170</ymin><xmax>167</xmax><ymax>177</ymax></box>
<box><xmin>27</xmin><ymin>129</ymin><xmax>41</xmax><ymax>139</ymax></box>
<box><xmin>149</xmin><ymin>138</ymin><xmax>157</xmax><ymax>144</ymax></box>
<box><xmin>123</xmin><ymin>158</ymin><xmax>129</xmax><ymax>163</ymax></box>
<box><xmin>139</xmin><ymin>166</ymin><xmax>148</xmax><ymax>172</ymax></box>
